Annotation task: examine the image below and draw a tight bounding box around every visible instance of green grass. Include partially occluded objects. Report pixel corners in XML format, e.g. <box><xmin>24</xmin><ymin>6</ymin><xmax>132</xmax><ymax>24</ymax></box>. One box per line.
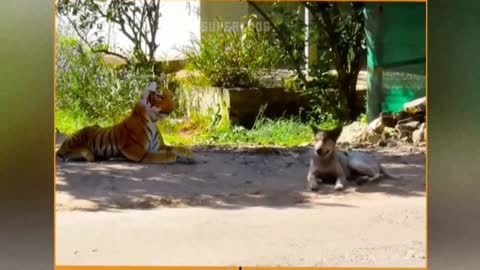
<box><xmin>56</xmin><ymin>110</ymin><xmax>111</xmax><ymax>134</ymax></box>
<box><xmin>199</xmin><ymin>118</ymin><xmax>312</xmax><ymax>147</ymax></box>
<box><xmin>357</xmin><ymin>113</ymin><xmax>368</xmax><ymax>124</ymax></box>
<box><xmin>56</xmin><ymin>110</ymin><xmax>90</xmax><ymax>134</ymax></box>
<box><xmin>56</xmin><ymin>109</ymin><xmax>317</xmax><ymax>147</ymax></box>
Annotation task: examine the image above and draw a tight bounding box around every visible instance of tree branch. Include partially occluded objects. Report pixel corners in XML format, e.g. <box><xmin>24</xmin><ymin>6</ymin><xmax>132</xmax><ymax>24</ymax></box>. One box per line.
<box><xmin>64</xmin><ymin>12</ymin><xmax>131</xmax><ymax>65</ymax></box>
<box><xmin>58</xmin><ymin>0</ymin><xmax>162</xmax><ymax>67</ymax></box>
<box><xmin>247</xmin><ymin>1</ymin><xmax>308</xmax><ymax>87</ymax></box>
<box><xmin>91</xmin><ymin>48</ymin><xmax>131</xmax><ymax>63</ymax></box>
<box><xmin>308</xmin><ymin>3</ymin><xmax>347</xmax><ymax>79</ymax></box>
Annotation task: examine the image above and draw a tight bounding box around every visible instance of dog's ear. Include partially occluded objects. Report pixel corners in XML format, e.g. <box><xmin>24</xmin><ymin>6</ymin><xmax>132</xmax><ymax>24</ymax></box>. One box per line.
<box><xmin>310</xmin><ymin>124</ymin><xmax>320</xmax><ymax>135</ymax></box>
<box><xmin>329</xmin><ymin>125</ymin><xmax>343</xmax><ymax>141</ymax></box>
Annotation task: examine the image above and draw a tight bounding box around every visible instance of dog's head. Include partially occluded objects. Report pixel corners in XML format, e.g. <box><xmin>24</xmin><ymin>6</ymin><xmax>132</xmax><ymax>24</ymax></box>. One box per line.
<box><xmin>310</xmin><ymin>124</ymin><xmax>343</xmax><ymax>158</ymax></box>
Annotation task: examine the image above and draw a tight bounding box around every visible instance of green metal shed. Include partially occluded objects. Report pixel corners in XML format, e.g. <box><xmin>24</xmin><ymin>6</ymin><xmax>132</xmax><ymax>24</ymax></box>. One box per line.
<box><xmin>364</xmin><ymin>2</ymin><xmax>426</xmax><ymax>122</ymax></box>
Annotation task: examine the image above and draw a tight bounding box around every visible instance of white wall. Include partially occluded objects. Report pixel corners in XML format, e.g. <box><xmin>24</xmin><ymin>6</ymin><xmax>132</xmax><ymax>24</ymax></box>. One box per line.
<box><xmin>56</xmin><ymin>0</ymin><xmax>201</xmax><ymax>61</ymax></box>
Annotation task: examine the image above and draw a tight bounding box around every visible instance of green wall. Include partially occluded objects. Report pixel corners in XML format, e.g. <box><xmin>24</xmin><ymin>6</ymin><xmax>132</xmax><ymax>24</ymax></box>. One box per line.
<box><xmin>365</xmin><ymin>3</ymin><xmax>426</xmax><ymax>121</ymax></box>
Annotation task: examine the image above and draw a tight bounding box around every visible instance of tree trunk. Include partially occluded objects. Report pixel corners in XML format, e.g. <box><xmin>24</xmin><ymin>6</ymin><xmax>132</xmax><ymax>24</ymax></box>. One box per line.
<box><xmin>337</xmin><ymin>70</ymin><xmax>361</xmax><ymax>121</ymax></box>
<box><xmin>346</xmin><ymin>72</ymin><xmax>362</xmax><ymax>120</ymax></box>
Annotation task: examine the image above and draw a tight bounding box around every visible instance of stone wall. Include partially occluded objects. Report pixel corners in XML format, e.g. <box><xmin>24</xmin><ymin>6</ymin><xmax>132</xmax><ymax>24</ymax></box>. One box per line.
<box><xmin>176</xmin><ymin>70</ymin><xmax>368</xmax><ymax>128</ymax></box>
<box><xmin>179</xmin><ymin>85</ymin><xmax>365</xmax><ymax>128</ymax></box>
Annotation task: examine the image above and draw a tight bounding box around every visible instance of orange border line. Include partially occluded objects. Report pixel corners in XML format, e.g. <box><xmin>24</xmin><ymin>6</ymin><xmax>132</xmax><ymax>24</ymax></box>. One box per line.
<box><xmin>53</xmin><ymin>0</ymin><xmax>428</xmax><ymax>269</ymax></box>
<box><xmin>143</xmin><ymin>0</ymin><xmax>427</xmax><ymax>2</ymax></box>
<box><xmin>53</xmin><ymin>0</ymin><xmax>57</xmax><ymax>267</ymax></box>
<box><xmin>243</xmin><ymin>268</ymin><xmax>426</xmax><ymax>270</ymax></box>
<box><xmin>55</xmin><ymin>267</ymin><xmax>426</xmax><ymax>270</ymax></box>
<box><xmin>424</xmin><ymin>0</ymin><xmax>428</xmax><ymax>269</ymax></box>
<box><xmin>56</xmin><ymin>267</ymin><xmax>237</xmax><ymax>270</ymax></box>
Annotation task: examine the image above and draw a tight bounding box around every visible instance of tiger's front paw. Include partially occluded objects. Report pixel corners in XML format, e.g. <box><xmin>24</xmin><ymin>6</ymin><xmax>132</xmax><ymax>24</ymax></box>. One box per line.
<box><xmin>173</xmin><ymin>147</ymin><xmax>195</xmax><ymax>164</ymax></box>
<box><xmin>82</xmin><ymin>151</ymin><xmax>95</xmax><ymax>162</ymax></box>
<box><xmin>173</xmin><ymin>147</ymin><xmax>193</xmax><ymax>158</ymax></box>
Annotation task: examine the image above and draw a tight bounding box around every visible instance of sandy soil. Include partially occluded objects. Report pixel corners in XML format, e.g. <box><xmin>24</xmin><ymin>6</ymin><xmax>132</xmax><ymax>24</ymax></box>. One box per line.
<box><xmin>55</xmin><ymin>137</ymin><xmax>426</xmax><ymax>267</ymax></box>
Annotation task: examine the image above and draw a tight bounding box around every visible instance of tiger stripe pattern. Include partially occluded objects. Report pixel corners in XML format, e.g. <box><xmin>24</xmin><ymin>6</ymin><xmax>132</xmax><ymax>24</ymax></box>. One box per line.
<box><xmin>56</xmin><ymin>81</ymin><xmax>193</xmax><ymax>164</ymax></box>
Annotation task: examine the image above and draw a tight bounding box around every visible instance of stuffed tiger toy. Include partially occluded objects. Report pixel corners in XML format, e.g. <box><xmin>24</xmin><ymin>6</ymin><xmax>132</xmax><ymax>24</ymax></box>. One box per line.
<box><xmin>56</xmin><ymin>81</ymin><xmax>194</xmax><ymax>164</ymax></box>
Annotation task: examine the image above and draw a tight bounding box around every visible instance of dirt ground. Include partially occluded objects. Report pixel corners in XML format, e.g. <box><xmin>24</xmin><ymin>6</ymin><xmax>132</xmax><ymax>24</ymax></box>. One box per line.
<box><xmin>55</xmin><ymin>135</ymin><xmax>426</xmax><ymax>267</ymax></box>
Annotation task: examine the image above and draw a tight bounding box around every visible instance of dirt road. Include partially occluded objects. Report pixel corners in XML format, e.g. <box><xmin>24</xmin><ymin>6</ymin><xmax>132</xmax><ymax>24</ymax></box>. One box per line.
<box><xmin>56</xmin><ymin>143</ymin><xmax>426</xmax><ymax>267</ymax></box>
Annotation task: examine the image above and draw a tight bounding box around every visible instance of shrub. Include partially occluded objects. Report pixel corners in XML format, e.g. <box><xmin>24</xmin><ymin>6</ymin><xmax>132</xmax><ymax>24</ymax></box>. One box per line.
<box><xmin>56</xmin><ymin>37</ymin><xmax>156</xmax><ymax>125</ymax></box>
<box><xmin>184</xmin><ymin>15</ymin><xmax>284</xmax><ymax>88</ymax></box>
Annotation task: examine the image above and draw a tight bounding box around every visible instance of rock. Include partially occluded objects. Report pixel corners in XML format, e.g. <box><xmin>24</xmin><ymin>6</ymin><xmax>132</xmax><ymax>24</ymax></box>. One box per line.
<box><xmin>403</xmin><ymin>96</ymin><xmax>426</xmax><ymax>113</ymax></box>
<box><xmin>423</xmin><ymin>124</ymin><xmax>427</xmax><ymax>142</ymax></box>
<box><xmin>412</xmin><ymin>129</ymin><xmax>424</xmax><ymax>145</ymax></box>
<box><xmin>378</xmin><ymin>139</ymin><xmax>388</xmax><ymax>147</ymax></box>
<box><xmin>396</xmin><ymin>125</ymin><xmax>412</xmax><ymax>140</ymax></box>
<box><xmin>395</xmin><ymin>121</ymin><xmax>420</xmax><ymax>142</ymax></box>
<box><xmin>399</xmin><ymin>132</ymin><xmax>411</xmax><ymax>141</ymax></box>
<box><xmin>419</xmin><ymin>122</ymin><xmax>425</xmax><ymax>129</ymax></box>
<box><xmin>387</xmin><ymin>139</ymin><xmax>397</xmax><ymax>148</ymax></box>
<box><xmin>419</xmin><ymin>122</ymin><xmax>426</xmax><ymax>135</ymax></box>
<box><xmin>395</xmin><ymin>110</ymin><xmax>426</xmax><ymax>124</ymax></box>
<box><xmin>380</xmin><ymin>112</ymin><xmax>397</xmax><ymax>127</ymax></box>
<box><xmin>367</xmin><ymin>133</ymin><xmax>382</xmax><ymax>144</ymax></box>
<box><xmin>401</xmin><ymin>136</ymin><xmax>412</xmax><ymax>143</ymax></box>
<box><xmin>396</xmin><ymin>121</ymin><xmax>421</xmax><ymax>131</ymax></box>
<box><xmin>367</xmin><ymin>117</ymin><xmax>384</xmax><ymax>134</ymax></box>
<box><xmin>337</xmin><ymin>122</ymin><xmax>369</xmax><ymax>144</ymax></box>
<box><xmin>412</xmin><ymin>123</ymin><xmax>426</xmax><ymax>145</ymax></box>
<box><xmin>382</xmin><ymin>127</ymin><xmax>397</xmax><ymax>138</ymax></box>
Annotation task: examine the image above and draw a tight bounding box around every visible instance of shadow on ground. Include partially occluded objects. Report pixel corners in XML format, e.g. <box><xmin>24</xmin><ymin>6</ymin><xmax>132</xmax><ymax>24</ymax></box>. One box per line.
<box><xmin>55</xmin><ymin>136</ymin><xmax>426</xmax><ymax>212</ymax></box>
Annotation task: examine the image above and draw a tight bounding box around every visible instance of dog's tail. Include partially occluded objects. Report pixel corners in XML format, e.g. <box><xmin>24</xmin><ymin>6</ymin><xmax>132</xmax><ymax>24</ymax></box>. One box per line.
<box><xmin>380</xmin><ymin>165</ymin><xmax>401</xmax><ymax>180</ymax></box>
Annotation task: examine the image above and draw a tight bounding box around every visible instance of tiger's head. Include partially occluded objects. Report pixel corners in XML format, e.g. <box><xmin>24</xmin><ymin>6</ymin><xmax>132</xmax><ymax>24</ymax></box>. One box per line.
<box><xmin>140</xmin><ymin>81</ymin><xmax>175</xmax><ymax>122</ymax></box>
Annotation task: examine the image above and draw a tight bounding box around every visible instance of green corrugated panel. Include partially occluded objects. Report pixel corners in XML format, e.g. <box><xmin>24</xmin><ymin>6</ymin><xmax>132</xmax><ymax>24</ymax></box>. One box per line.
<box><xmin>365</xmin><ymin>3</ymin><xmax>426</xmax><ymax>118</ymax></box>
<box><xmin>381</xmin><ymin>3</ymin><xmax>426</xmax><ymax>113</ymax></box>
<box><xmin>381</xmin><ymin>3</ymin><xmax>426</xmax><ymax>66</ymax></box>
<box><xmin>382</xmin><ymin>88</ymin><xmax>420</xmax><ymax>112</ymax></box>
<box><xmin>382</xmin><ymin>62</ymin><xmax>426</xmax><ymax>113</ymax></box>
<box><xmin>364</xmin><ymin>3</ymin><xmax>383</xmax><ymax>122</ymax></box>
